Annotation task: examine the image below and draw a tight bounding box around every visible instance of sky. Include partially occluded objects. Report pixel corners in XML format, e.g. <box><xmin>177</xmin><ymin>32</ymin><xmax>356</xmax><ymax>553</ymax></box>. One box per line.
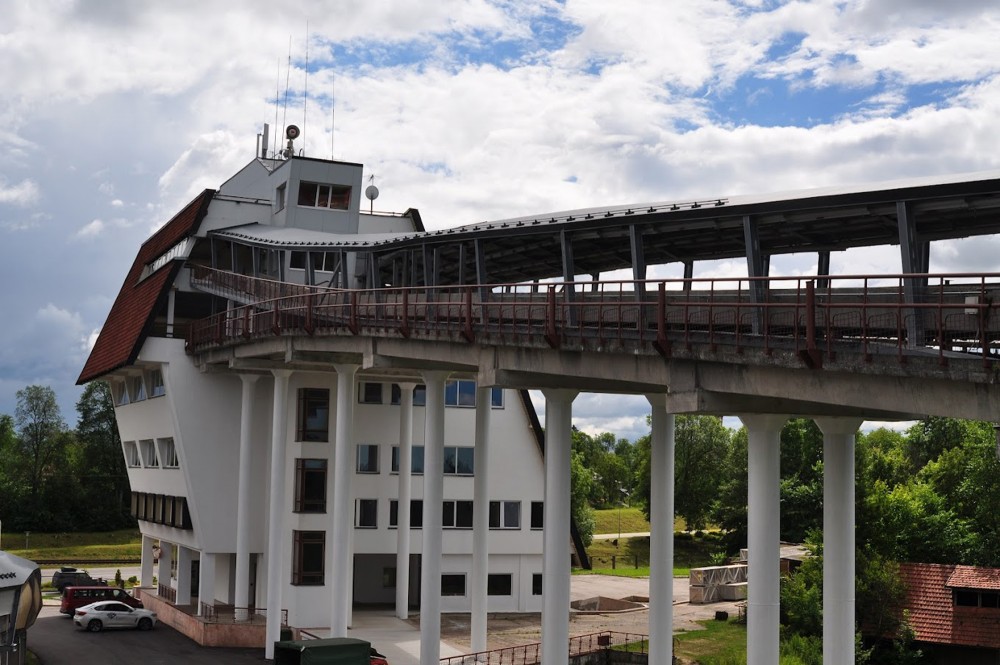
<box><xmin>2</xmin><ymin>0</ymin><xmax>1000</xmax><ymax>441</ymax></box>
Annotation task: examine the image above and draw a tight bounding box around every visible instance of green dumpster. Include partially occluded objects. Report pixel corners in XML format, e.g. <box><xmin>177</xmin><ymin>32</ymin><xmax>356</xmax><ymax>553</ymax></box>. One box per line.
<box><xmin>274</xmin><ymin>637</ymin><xmax>372</xmax><ymax>665</ymax></box>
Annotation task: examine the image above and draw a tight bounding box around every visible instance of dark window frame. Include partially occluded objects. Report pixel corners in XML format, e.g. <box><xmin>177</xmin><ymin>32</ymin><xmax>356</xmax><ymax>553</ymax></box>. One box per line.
<box><xmin>297</xmin><ymin>388</ymin><xmax>330</xmax><ymax>442</ymax></box>
<box><xmin>292</xmin><ymin>530</ymin><xmax>325</xmax><ymax>585</ymax></box>
<box><xmin>294</xmin><ymin>458</ymin><xmax>327</xmax><ymax>513</ymax></box>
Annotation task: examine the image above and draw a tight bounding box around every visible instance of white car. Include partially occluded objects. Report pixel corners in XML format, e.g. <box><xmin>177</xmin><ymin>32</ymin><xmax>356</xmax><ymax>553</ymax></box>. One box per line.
<box><xmin>73</xmin><ymin>601</ymin><xmax>158</xmax><ymax>632</ymax></box>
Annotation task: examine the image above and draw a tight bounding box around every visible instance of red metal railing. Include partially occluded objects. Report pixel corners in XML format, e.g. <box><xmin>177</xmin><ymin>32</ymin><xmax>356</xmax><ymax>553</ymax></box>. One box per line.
<box><xmin>185</xmin><ymin>268</ymin><xmax>1000</xmax><ymax>371</ymax></box>
<box><xmin>436</xmin><ymin>630</ymin><xmax>648</xmax><ymax>665</ymax></box>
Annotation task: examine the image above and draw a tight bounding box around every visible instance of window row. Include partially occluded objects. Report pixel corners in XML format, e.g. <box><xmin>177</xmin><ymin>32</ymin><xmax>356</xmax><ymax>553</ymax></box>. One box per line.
<box><xmin>353</xmin><ymin>499</ymin><xmax>543</xmax><ymax>531</ymax></box>
<box><xmin>297</xmin><ymin>381</ymin><xmax>504</xmax><ymax>442</ymax></box>
<box><xmin>359</xmin><ymin>381</ymin><xmax>504</xmax><ymax>409</ymax></box>
<box><xmin>361</xmin><ymin>445</ymin><xmax>474</xmax><ymax>476</ymax></box>
<box><xmin>131</xmin><ymin>492</ymin><xmax>192</xmax><ymax>530</ymax></box>
<box><xmin>292</xmin><ymin>530</ymin><xmax>542</xmax><ymax>595</ymax></box>
<box><xmin>112</xmin><ymin>369</ymin><xmax>166</xmax><ymax>406</ymax></box>
<box><xmin>124</xmin><ymin>438</ymin><xmax>178</xmax><ymax>469</ymax></box>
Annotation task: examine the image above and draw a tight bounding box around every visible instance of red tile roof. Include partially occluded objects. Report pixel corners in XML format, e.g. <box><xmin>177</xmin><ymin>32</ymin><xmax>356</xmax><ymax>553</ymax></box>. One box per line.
<box><xmin>899</xmin><ymin>562</ymin><xmax>1000</xmax><ymax>649</ymax></box>
<box><xmin>948</xmin><ymin>565</ymin><xmax>1000</xmax><ymax>591</ymax></box>
<box><xmin>77</xmin><ymin>190</ymin><xmax>215</xmax><ymax>384</ymax></box>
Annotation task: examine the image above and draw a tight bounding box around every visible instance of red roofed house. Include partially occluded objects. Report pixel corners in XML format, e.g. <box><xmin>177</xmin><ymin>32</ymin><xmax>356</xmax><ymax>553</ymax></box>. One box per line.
<box><xmin>898</xmin><ymin>562</ymin><xmax>1000</xmax><ymax>663</ymax></box>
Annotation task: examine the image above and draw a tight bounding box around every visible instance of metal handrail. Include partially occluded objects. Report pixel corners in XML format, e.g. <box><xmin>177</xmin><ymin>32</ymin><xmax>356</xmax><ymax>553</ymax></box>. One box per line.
<box><xmin>436</xmin><ymin>630</ymin><xmax>649</xmax><ymax>665</ymax></box>
<box><xmin>185</xmin><ymin>270</ymin><xmax>1000</xmax><ymax>371</ymax></box>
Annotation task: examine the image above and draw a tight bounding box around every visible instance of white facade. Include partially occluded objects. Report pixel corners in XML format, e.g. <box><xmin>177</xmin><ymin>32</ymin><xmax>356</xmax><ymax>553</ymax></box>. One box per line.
<box><xmin>91</xmin><ymin>152</ymin><xmax>549</xmax><ymax>634</ymax></box>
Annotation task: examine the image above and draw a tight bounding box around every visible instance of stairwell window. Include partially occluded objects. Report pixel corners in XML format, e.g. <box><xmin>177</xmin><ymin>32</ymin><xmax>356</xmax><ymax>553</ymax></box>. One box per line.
<box><xmin>294</xmin><ymin>459</ymin><xmax>327</xmax><ymax>513</ymax></box>
<box><xmin>297</xmin><ymin>388</ymin><xmax>329</xmax><ymax>442</ymax></box>
<box><xmin>490</xmin><ymin>501</ymin><xmax>521</xmax><ymax>529</ymax></box>
<box><xmin>292</xmin><ymin>531</ymin><xmax>325</xmax><ymax>585</ymax></box>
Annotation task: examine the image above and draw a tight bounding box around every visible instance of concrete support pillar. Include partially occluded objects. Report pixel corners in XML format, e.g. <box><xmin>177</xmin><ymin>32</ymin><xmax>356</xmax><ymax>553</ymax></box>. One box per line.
<box><xmin>739</xmin><ymin>414</ymin><xmax>787</xmax><ymax>665</ymax></box>
<box><xmin>265</xmin><ymin>369</ymin><xmax>292</xmax><ymax>660</ymax></box>
<box><xmin>141</xmin><ymin>535</ymin><xmax>155</xmax><ymax>588</ymax></box>
<box><xmin>420</xmin><ymin>371</ymin><xmax>450</xmax><ymax>665</ymax></box>
<box><xmin>470</xmin><ymin>385</ymin><xmax>492</xmax><ymax>652</ymax></box>
<box><xmin>395</xmin><ymin>382</ymin><xmax>416</xmax><ymax>620</ymax></box>
<box><xmin>815</xmin><ymin>417</ymin><xmax>863</xmax><ymax>665</ymax></box>
<box><xmin>646</xmin><ymin>394</ymin><xmax>675</xmax><ymax>665</ymax></box>
<box><xmin>157</xmin><ymin>542</ymin><xmax>173</xmax><ymax>593</ymax></box>
<box><xmin>331</xmin><ymin>364</ymin><xmax>359</xmax><ymax>637</ymax></box>
<box><xmin>541</xmin><ymin>389</ymin><xmax>578</xmax><ymax>665</ymax></box>
<box><xmin>198</xmin><ymin>551</ymin><xmax>217</xmax><ymax>616</ymax></box>
<box><xmin>176</xmin><ymin>546</ymin><xmax>193</xmax><ymax>605</ymax></box>
<box><xmin>235</xmin><ymin>374</ymin><xmax>260</xmax><ymax>621</ymax></box>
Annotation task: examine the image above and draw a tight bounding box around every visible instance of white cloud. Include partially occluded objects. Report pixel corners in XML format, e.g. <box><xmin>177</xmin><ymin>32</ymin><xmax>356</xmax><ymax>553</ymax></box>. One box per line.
<box><xmin>76</xmin><ymin>219</ymin><xmax>105</xmax><ymax>238</ymax></box>
<box><xmin>0</xmin><ymin>178</ymin><xmax>40</xmax><ymax>206</ymax></box>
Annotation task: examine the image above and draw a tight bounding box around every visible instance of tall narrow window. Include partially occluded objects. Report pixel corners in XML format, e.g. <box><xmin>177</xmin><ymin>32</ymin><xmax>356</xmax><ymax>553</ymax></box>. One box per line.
<box><xmin>292</xmin><ymin>531</ymin><xmax>325</xmax><ymax>585</ymax></box>
<box><xmin>356</xmin><ymin>444</ymin><xmax>380</xmax><ymax>474</ymax></box>
<box><xmin>275</xmin><ymin>183</ymin><xmax>287</xmax><ymax>211</ymax></box>
<box><xmin>297</xmin><ymin>388</ymin><xmax>329</xmax><ymax>441</ymax></box>
<box><xmin>130</xmin><ymin>376</ymin><xmax>147</xmax><ymax>402</ymax></box>
<box><xmin>491</xmin><ymin>387</ymin><xmax>504</xmax><ymax>408</ymax></box>
<box><xmin>294</xmin><ymin>459</ymin><xmax>327</xmax><ymax>512</ymax></box>
<box><xmin>531</xmin><ymin>501</ymin><xmax>544</xmax><ymax>529</ymax></box>
<box><xmin>139</xmin><ymin>439</ymin><xmax>158</xmax><ymax>468</ymax></box>
<box><xmin>124</xmin><ymin>441</ymin><xmax>141</xmax><ymax>468</ymax></box>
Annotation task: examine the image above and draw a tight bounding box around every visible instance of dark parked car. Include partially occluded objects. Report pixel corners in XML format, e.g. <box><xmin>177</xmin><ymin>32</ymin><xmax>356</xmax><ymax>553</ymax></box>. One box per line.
<box><xmin>52</xmin><ymin>568</ymin><xmax>106</xmax><ymax>593</ymax></box>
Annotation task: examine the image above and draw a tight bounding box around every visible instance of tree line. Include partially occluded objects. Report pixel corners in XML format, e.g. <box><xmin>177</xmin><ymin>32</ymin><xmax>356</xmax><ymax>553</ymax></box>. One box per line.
<box><xmin>0</xmin><ymin>383</ymin><xmax>133</xmax><ymax>533</ymax></box>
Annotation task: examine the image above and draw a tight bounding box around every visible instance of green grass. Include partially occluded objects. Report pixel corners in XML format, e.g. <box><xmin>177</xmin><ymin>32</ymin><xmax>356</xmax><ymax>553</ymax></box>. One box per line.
<box><xmin>675</xmin><ymin>619</ymin><xmax>747</xmax><ymax>664</ymax></box>
<box><xmin>3</xmin><ymin>529</ymin><xmax>142</xmax><ymax>563</ymax></box>
<box><xmin>580</xmin><ymin>531</ymin><xmax>723</xmax><ymax>578</ymax></box>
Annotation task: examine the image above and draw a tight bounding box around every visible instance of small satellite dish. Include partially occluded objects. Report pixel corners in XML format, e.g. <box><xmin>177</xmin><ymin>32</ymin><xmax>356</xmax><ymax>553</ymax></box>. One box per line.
<box><xmin>365</xmin><ymin>184</ymin><xmax>379</xmax><ymax>201</ymax></box>
<box><xmin>286</xmin><ymin>125</ymin><xmax>301</xmax><ymax>140</ymax></box>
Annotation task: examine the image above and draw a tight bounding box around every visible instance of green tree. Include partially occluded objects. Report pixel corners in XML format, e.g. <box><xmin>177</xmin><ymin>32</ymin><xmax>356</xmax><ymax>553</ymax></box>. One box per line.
<box><xmin>636</xmin><ymin>415</ymin><xmax>732</xmax><ymax>531</ymax></box>
<box><xmin>570</xmin><ymin>450</ymin><xmax>595</xmax><ymax>546</ymax></box>
<box><xmin>75</xmin><ymin>382</ymin><xmax>133</xmax><ymax>530</ymax></box>
<box><xmin>14</xmin><ymin>385</ymin><xmax>67</xmax><ymax>508</ymax></box>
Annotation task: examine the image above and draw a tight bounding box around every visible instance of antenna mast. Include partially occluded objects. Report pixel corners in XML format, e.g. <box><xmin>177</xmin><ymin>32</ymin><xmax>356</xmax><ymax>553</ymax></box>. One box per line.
<box><xmin>303</xmin><ymin>21</ymin><xmax>309</xmax><ymax>156</ymax></box>
<box><xmin>281</xmin><ymin>36</ymin><xmax>292</xmax><ymax>149</ymax></box>
<box><xmin>273</xmin><ymin>60</ymin><xmax>280</xmax><ymax>158</ymax></box>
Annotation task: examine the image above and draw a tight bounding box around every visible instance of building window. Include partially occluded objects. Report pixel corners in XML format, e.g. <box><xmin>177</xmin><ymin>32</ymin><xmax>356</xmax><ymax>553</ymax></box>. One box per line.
<box><xmin>139</xmin><ymin>439</ymin><xmax>158</xmax><ymax>468</ymax></box>
<box><xmin>114</xmin><ymin>381</ymin><xmax>130</xmax><ymax>406</ymax></box>
<box><xmin>441</xmin><ymin>574</ymin><xmax>466</xmax><ymax>597</ymax></box>
<box><xmin>532</xmin><ymin>573</ymin><xmax>543</xmax><ymax>595</ymax></box>
<box><xmin>444</xmin><ymin>380</ymin><xmax>477</xmax><ymax>407</ymax></box>
<box><xmin>360</xmin><ymin>382</ymin><xmax>384</xmax><ymax>404</ymax></box>
<box><xmin>491</xmin><ymin>387</ymin><xmax>504</xmax><ymax>408</ymax></box>
<box><xmin>297</xmin><ymin>388</ymin><xmax>329</xmax><ymax>442</ymax></box>
<box><xmin>391</xmin><ymin>384</ymin><xmax>427</xmax><ymax>406</ymax></box>
<box><xmin>130</xmin><ymin>376</ymin><xmax>147</xmax><ymax>402</ymax></box>
<box><xmin>297</xmin><ymin>182</ymin><xmax>351</xmax><ymax>210</ymax></box>
<box><xmin>531</xmin><ymin>502</ymin><xmax>544</xmax><ymax>529</ymax></box>
<box><xmin>356</xmin><ymin>444</ymin><xmax>380</xmax><ymax>474</ymax></box>
<box><xmin>275</xmin><ymin>183</ymin><xmax>286</xmax><ymax>211</ymax></box>
<box><xmin>292</xmin><ymin>531</ymin><xmax>325</xmax><ymax>585</ymax></box>
<box><xmin>490</xmin><ymin>501</ymin><xmax>521</xmax><ymax>529</ymax></box>
<box><xmin>443</xmin><ymin>446</ymin><xmax>474</xmax><ymax>475</ymax></box>
<box><xmin>383</xmin><ymin>567</ymin><xmax>396</xmax><ymax>589</ymax></box>
<box><xmin>159</xmin><ymin>438</ymin><xmax>179</xmax><ymax>468</ymax></box>
<box><xmin>443</xmin><ymin>501</ymin><xmax>474</xmax><ymax>529</ymax></box>
<box><xmin>356</xmin><ymin>499</ymin><xmax>378</xmax><ymax>528</ymax></box>
<box><xmin>389</xmin><ymin>500</ymin><xmax>423</xmax><ymax>528</ymax></box>
<box><xmin>294</xmin><ymin>459</ymin><xmax>327</xmax><ymax>513</ymax></box>
<box><xmin>954</xmin><ymin>590</ymin><xmax>1000</xmax><ymax>608</ymax></box>
<box><xmin>149</xmin><ymin>369</ymin><xmax>165</xmax><ymax>398</ymax></box>
<box><xmin>391</xmin><ymin>446</ymin><xmax>425</xmax><ymax>474</ymax></box>
<box><xmin>488</xmin><ymin>574</ymin><xmax>513</xmax><ymax>596</ymax></box>
<box><xmin>124</xmin><ymin>441</ymin><xmax>141</xmax><ymax>468</ymax></box>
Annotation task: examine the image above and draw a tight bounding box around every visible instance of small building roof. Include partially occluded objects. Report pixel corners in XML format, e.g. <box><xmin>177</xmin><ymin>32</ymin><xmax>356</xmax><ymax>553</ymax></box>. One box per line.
<box><xmin>947</xmin><ymin>565</ymin><xmax>1000</xmax><ymax>591</ymax></box>
<box><xmin>210</xmin><ymin>223</ymin><xmax>412</xmax><ymax>248</ymax></box>
<box><xmin>898</xmin><ymin>562</ymin><xmax>1000</xmax><ymax>649</ymax></box>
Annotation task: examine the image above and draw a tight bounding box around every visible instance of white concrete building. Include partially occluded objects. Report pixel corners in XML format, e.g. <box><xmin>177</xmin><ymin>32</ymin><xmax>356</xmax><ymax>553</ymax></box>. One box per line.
<box><xmin>78</xmin><ymin>134</ymin><xmax>585</xmax><ymax>648</ymax></box>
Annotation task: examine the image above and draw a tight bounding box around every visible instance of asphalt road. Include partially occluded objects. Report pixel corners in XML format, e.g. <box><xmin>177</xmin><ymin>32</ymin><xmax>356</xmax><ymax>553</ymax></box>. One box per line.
<box><xmin>28</xmin><ymin>606</ymin><xmax>267</xmax><ymax>665</ymax></box>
